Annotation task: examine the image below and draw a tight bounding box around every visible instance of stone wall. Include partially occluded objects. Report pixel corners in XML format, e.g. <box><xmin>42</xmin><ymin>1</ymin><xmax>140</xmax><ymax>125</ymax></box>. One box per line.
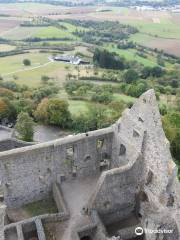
<box><xmin>1</xmin><ymin>89</ymin><xmax>180</xmax><ymax>240</ymax></box>
<box><xmin>0</xmin><ymin>128</ymin><xmax>113</xmax><ymax>207</ymax></box>
<box><xmin>0</xmin><ymin>139</ymin><xmax>33</xmax><ymax>152</ymax></box>
<box><xmin>87</xmin><ymin>104</ymin><xmax>146</xmax><ymax>224</ymax></box>
<box><xmin>0</xmin><ymin>204</ymin><xmax>6</xmax><ymax>240</ymax></box>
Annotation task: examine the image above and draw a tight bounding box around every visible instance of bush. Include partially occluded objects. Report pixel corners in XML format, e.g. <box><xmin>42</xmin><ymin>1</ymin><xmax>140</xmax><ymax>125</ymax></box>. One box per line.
<box><xmin>123</xmin><ymin>69</ymin><xmax>139</xmax><ymax>84</ymax></box>
<box><xmin>33</xmin><ymin>85</ymin><xmax>59</xmax><ymax>102</ymax></box>
<box><xmin>41</xmin><ymin>75</ymin><xmax>50</xmax><ymax>84</ymax></box>
<box><xmin>162</xmin><ymin>112</ymin><xmax>180</xmax><ymax>161</ymax></box>
<box><xmin>23</xmin><ymin>59</ymin><xmax>31</xmax><ymax>66</ymax></box>
<box><xmin>72</xmin><ymin>104</ymin><xmax>112</xmax><ymax>132</ymax></box>
<box><xmin>0</xmin><ymin>88</ymin><xmax>14</xmax><ymax>99</ymax></box>
<box><xmin>91</xmin><ymin>91</ymin><xmax>113</xmax><ymax>104</ymax></box>
<box><xmin>15</xmin><ymin>112</ymin><xmax>34</xmax><ymax>142</ymax></box>
<box><xmin>34</xmin><ymin>98</ymin><xmax>71</xmax><ymax>128</ymax></box>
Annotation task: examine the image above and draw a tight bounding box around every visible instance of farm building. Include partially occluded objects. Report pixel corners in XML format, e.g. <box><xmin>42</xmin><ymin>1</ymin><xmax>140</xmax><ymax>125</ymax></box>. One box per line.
<box><xmin>54</xmin><ymin>55</ymin><xmax>90</xmax><ymax>65</ymax></box>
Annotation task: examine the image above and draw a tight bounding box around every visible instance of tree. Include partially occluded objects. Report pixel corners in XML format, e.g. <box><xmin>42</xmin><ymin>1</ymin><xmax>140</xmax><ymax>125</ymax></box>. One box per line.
<box><xmin>41</xmin><ymin>75</ymin><xmax>50</xmax><ymax>84</ymax></box>
<box><xmin>91</xmin><ymin>91</ymin><xmax>113</xmax><ymax>104</ymax></box>
<box><xmin>123</xmin><ymin>69</ymin><xmax>138</xmax><ymax>84</ymax></box>
<box><xmin>151</xmin><ymin>66</ymin><xmax>164</xmax><ymax>77</ymax></box>
<box><xmin>171</xmin><ymin>79</ymin><xmax>179</xmax><ymax>88</ymax></box>
<box><xmin>47</xmin><ymin>98</ymin><xmax>71</xmax><ymax>128</ymax></box>
<box><xmin>141</xmin><ymin>66</ymin><xmax>152</xmax><ymax>79</ymax></box>
<box><xmin>34</xmin><ymin>98</ymin><xmax>49</xmax><ymax>123</ymax></box>
<box><xmin>0</xmin><ymin>98</ymin><xmax>16</xmax><ymax>121</ymax></box>
<box><xmin>13</xmin><ymin>98</ymin><xmax>35</xmax><ymax>115</ymax></box>
<box><xmin>0</xmin><ymin>88</ymin><xmax>14</xmax><ymax>99</ymax></box>
<box><xmin>15</xmin><ymin>112</ymin><xmax>34</xmax><ymax>142</ymax></box>
<box><xmin>162</xmin><ymin>112</ymin><xmax>180</xmax><ymax>161</ymax></box>
<box><xmin>23</xmin><ymin>59</ymin><xmax>31</xmax><ymax>66</ymax></box>
<box><xmin>0</xmin><ymin>98</ymin><xmax>9</xmax><ymax>119</ymax></box>
<box><xmin>176</xmin><ymin>90</ymin><xmax>180</xmax><ymax>111</ymax></box>
<box><xmin>93</xmin><ymin>48</ymin><xmax>126</xmax><ymax>70</ymax></box>
<box><xmin>157</xmin><ymin>54</ymin><xmax>165</xmax><ymax>67</ymax></box>
<box><xmin>32</xmin><ymin>85</ymin><xmax>59</xmax><ymax>102</ymax></box>
<box><xmin>72</xmin><ymin>104</ymin><xmax>110</xmax><ymax>132</ymax></box>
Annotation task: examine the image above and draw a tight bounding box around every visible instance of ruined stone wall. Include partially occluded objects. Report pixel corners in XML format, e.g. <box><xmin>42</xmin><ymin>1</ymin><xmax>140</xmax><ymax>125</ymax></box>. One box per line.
<box><xmin>88</xmin><ymin>90</ymin><xmax>180</xmax><ymax>240</ymax></box>
<box><xmin>0</xmin><ymin>128</ymin><xmax>113</xmax><ymax>207</ymax></box>
<box><xmin>0</xmin><ymin>139</ymin><xmax>33</xmax><ymax>152</ymax></box>
<box><xmin>0</xmin><ymin>204</ymin><xmax>5</xmax><ymax>240</ymax></box>
<box><xmin>128</xmin><ymin>90</ymin><xmax>178</xmax><ymax>204</ymax></box>
<box><xmin>88</xmin><ymin>106</ymin><xmax>146</xmax><ymax>225</ymax></box>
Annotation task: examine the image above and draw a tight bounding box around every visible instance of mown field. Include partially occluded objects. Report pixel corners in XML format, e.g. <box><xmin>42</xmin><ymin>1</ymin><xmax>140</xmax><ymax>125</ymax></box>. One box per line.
<box><xmin>106</xmin><ymin>44</ymin><xmax>158</xmax><ymax>67</ymax></box>
<box><xmin>90</xmin><ymin>7</ymin><xmax>180</xmax><ymax>56</ymax></box>
<box><xmin>0</xmin><ymin>52</ymin><xmax>70</xmax><ymax>87</ymax></box>
<box><xmin>0</xmin><ymin>2</ymin><xmax>179</xmax><ymax>56</ymax></box>
<box><xmin>1</xmin><ymin>26</ymin><xmax>78</xmax><ymax>40</ymax></box>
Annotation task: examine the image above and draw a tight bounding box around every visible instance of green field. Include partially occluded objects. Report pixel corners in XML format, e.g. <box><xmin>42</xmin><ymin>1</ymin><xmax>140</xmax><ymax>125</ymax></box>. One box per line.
<box><xmin>0</xmin><ymin>52</ymin><xmax>69</xmax><ymax>87</ymax></box>
<box><xmin>68</xmin><ymin>100</ymin><xmax>89</xmax><ymax>115</ymax></box>
<box><xmin>123</xmin><ymin>20</ymin><xmax>180</xmax><ymax>40</ymax></box>
<box><xmin>106</xmin><ymin>44</ymin><xmax>157</xmax><ymax>67</ymax></box>
<box><xmin>113</xmin><ymin>93</ymin><xmax>136</xmax><ymax>103</ymax></box>
<box><xmin>23</xmin><ymin>197</ymin><xmax>58</xmax><ymax>217</ymax></box>
<box><xmin>1</xmin><ymin>26</ymin><xmax>41</xmax><ymax>40</ymax></box>
<box><xmin>101</xmin><ymin>7</ymin><xmax>180</xmax><ymax>40</ymax></box>
<box><xmin>33</xmin><ymin>26</ymin><xmax>77</xmax><ymax>40</ymax></box>
<box><xmin>1</xmin><ymin>25</ymin><xmax>77</xmax><ymax>41</ymax></box>
<box><xmin>60</xmin><ymin>22</ymin><xmax>88</xmax><ymax>33</ymax></box>
<box><xmin>68</xmin><ymin>94</ymin><xmax>135</xmax><ymax>116</ymax></box>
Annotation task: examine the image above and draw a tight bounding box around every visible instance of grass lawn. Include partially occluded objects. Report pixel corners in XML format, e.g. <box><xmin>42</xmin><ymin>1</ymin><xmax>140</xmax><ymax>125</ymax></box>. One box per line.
<box><xmin>1</xmin><ymin>26</ymin><xmax>42</xmax><ymax>40</ymax></box>
<box><xmin>68</xmin><ymin>100</ymin><xmax>89</xmax><ymax>115</ymax></box>
<box><xmin>0</xmin><ymin>52</ymin><xmax>50</xmax><ymax>74</ymax></box>
<box><xmin>68</xmin><ymin>94</ymin><xmax>136</xmax><ymax>116</ymax></box>
<box><xmin>0</xmin><ymin>52</ymin><xmax>71</xmax><ymax>87</ymax></box>
<box><xmin>127</xmin><ymin>20</ymin><xmax>180</xmax><ymax>40</ymax></box>
<box><xmin>106</xmin><ymin>44</ymin><xmax>157</xmax><ymax>67</ymax></box>
<box><xmin>32</xmin><ymin>26</ymin><xmax>77</xmax><ymax>40</ymax></box>
<box><xmin>129</xmin><ymin>32</ymin><xmax>156</xmax><ymax>44</ymax></box>
<box><xmin>113</xmin><ymin>93</ymin><xmax>136</xmax><ymax>103</ymax></box>
<box><xmin>2</xmin><ymin>25</ymin><xmax>78</xmax><ymax>41</ymax></box>
<box><xmin>60</xmin><ymin>22</ymin><xmax>88</xmax><ymax>32</ymax></box>
<box><xmin>23</xmin><ymin>197</ymin><xmax>58</xmax><ymax>217</ymax></box>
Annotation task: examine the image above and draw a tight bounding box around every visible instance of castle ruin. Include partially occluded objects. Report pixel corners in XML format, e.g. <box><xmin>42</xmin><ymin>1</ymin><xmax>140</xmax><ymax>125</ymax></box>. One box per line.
<box><xmin>0</xmin><ymin>89</ymin><xmax>180</xmax><ymax>240</ymax></box>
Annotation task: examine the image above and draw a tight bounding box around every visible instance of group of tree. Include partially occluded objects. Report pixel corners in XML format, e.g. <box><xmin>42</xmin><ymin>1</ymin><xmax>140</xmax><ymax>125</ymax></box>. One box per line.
<box><xmin>93</xmin><ymin>48</ymin><xmax>127</xmax><ymax>70</ymax></box>
<box><xmin>0</xmin><ymin>79</ymin><xmax>73</xmax><ymax>141</ymax></box>
<box><xmin>64</xmin><ymin>80</ymin><xmax>114</xmax><ymax>104</ymax></box>
<box><xmin>34</xmin><ymin>98</ymin><xmax>71</xmax><ymax>128</ymax></box>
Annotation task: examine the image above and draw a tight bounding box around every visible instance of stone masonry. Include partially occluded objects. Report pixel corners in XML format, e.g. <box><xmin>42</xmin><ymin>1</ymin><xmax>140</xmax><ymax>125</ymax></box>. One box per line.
<box><xmin>0</xmin><ymin>89</ymin><xmax>180</xmax><ymax>240</ymax></box>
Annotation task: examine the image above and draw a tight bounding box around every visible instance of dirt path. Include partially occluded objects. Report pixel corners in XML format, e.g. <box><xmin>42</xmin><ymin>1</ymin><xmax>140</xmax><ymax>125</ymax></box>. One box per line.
<box><xmin>2</xmin><ymin>59</ymin><xmax>54</xmax><ymax>77</ymax></box>
<box><xmin>61</xmin><ymin>177</ymin><xmax>99</xmax><ymax>240</ymax></box>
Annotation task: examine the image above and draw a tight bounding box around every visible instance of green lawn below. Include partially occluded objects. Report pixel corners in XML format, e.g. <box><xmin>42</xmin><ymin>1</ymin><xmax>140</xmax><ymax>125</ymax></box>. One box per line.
<box><xmin>23</xmin><ymin>197</ymin><xmax>58</xmax><ymax>217</ymax></box>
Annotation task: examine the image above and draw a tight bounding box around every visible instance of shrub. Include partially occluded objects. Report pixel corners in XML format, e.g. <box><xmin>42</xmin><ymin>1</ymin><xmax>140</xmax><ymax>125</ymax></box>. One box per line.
<box><xmin>23</xmin><ymin>59</ymin><xmax>31</xmax><ymax>66</ymax></box>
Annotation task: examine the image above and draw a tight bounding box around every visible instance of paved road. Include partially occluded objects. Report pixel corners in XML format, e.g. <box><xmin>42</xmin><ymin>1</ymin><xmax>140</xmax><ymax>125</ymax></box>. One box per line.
<box><xmin>0</xmin><ymin>130</ymin><xmax>12</xmax><ymax>140</ymax></box>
